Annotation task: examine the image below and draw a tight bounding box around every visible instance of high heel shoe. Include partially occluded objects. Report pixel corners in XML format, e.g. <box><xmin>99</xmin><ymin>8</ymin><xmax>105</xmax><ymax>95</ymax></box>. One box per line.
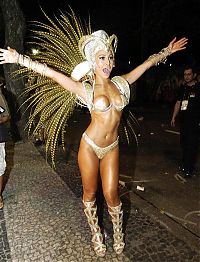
<box><xmin>108</xmin><ymin>202</ymin><xmax>125</xmax><ymax>254</ymax></box>
<box><xmin>83</xmin><ymin>199</ymin><xmax>106</xmax><ymax>257</ymax></box>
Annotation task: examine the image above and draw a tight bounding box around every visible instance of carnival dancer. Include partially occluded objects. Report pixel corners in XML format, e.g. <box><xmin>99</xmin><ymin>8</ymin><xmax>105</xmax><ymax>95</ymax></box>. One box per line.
<box><xmin>0</xmin><ymin>9</ymin><xmax>187</xmax><ymax>257</ymax></box>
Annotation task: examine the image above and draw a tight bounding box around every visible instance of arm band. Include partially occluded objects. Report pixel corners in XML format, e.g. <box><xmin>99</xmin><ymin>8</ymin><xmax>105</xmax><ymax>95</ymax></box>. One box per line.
<box><xmin>17</xmin><ymin>54</ymin><xmax>48</xmax><ymax>77</ymax></box>
<box><xmin>145</xmin><ymin>47</ymin><xmax>172</xmax><ymax>66</ymax></box>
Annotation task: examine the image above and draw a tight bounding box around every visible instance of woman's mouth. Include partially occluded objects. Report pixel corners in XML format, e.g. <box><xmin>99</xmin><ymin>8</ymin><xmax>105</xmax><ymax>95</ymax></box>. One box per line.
<box><xmin>103</xmin><ymin>68</ymin><xmax>110</xmax><ymax>75</ymax></box>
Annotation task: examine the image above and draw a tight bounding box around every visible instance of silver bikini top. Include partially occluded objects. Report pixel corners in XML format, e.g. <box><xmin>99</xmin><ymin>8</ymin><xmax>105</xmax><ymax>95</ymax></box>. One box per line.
<box><xmin>76</xmin><ymin>76</ymin><xmax>130</xmax><ymax>113</ymax></box>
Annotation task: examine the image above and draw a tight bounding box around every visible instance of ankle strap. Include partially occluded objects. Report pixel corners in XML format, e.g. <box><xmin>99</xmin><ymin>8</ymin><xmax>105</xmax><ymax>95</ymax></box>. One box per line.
<box><xmin>83</xmin><ymin>199</ymin><xmax>96</xmax><ymax>207</ymax></box>
<box><xmin>107</xmin><ymin>201</ymin><xmax>122</xmax><ymax>211</ymax></box>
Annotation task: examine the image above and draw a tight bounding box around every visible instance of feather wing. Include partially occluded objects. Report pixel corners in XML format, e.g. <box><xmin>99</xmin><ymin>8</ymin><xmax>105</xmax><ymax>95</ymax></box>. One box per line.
<box><xmin>15</xmin><ymin>8</ymin><xmax>91</xmax><ymax>167</ymax></box>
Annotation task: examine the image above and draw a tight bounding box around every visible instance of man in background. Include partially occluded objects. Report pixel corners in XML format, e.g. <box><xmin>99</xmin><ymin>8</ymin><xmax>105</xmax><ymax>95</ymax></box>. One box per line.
<box><xmin>171</xmin><ymin>66</ymin><xmax>200</xmax><ymax>178</ymax></box>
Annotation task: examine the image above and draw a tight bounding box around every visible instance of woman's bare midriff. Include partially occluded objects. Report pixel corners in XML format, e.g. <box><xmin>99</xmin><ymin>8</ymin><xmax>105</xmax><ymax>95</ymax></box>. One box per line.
<box><xmin>84</xmin><ymin>108</ymin><xmax>122</xmax><ymax>147</ymax></box>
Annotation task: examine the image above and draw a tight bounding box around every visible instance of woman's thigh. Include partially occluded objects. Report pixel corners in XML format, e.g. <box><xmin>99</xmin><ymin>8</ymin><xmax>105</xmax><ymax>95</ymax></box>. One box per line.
<box><xmin>78</xmin><ymin>138</ymin><xmax>99</xmax><ymax>197</ymax></box>
<box><xmin>100</xmin><ymin>146</ymin><xmax>120</xmax><ymax>204</ymax></box>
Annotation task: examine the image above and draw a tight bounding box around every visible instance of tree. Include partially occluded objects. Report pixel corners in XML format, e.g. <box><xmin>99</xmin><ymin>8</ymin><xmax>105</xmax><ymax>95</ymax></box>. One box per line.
<box><xmin>0</xmin><ymin>0</ymin><xmax>28</xmax><ymax>140</ymax></box>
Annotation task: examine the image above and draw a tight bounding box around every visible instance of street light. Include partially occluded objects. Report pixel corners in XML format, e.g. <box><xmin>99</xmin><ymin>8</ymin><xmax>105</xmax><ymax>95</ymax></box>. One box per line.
<box><xmin>31</xmin><ymin>48</ymin><xmax>39</xmax><ymax>55</ymax></box>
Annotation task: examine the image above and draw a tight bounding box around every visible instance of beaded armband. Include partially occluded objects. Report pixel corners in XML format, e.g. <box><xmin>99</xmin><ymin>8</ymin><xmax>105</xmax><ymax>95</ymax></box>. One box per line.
<box><xmin>17</xmin><ymin>54</ymin><xmax>48</xmax><ymax>77</ymax></box>
<box><xmin>146</xmin><ymin>47</ymin><xmax>172</xmax><ymax>66</ymax></box>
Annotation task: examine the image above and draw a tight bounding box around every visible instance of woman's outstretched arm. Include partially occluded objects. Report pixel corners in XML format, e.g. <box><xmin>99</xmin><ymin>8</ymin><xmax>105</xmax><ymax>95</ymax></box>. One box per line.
<box><xmin>122</xmin><ymin>37</ymin><xmax>188</xmax><ymax>85</ymax></box>
<box><xmin>0</xmin><ymin>47</ymin><xmax>85</xmax><ymax>98</ymax></box>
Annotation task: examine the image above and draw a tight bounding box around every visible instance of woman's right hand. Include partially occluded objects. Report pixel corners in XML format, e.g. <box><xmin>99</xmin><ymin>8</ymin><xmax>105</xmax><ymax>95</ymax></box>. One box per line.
<box><xmin>0</xmin><ymin>47</ymin><xmax>19</xmax><ymax>64</ymax></box>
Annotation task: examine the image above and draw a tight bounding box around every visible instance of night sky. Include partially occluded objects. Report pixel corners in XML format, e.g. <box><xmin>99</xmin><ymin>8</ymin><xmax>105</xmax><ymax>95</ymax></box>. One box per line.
<box><xmin>15</xmin><ymin>0</ymin><xmax>200</xmax><ymax>69</ymax></box>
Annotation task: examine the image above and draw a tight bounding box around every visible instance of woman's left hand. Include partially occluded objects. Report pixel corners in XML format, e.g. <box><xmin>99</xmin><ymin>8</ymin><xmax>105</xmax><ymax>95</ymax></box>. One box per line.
<box><xmin>168</xmin><ymin>37</ymin><xmax>188</xmax><ymax>54</ymax></box>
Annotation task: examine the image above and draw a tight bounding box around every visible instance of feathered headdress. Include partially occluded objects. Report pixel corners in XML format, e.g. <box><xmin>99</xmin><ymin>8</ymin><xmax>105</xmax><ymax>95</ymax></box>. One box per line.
<box><xmin>71</xmin><ymin>30</ymin><xmax>117</xmax><ymax>80</ymax></box>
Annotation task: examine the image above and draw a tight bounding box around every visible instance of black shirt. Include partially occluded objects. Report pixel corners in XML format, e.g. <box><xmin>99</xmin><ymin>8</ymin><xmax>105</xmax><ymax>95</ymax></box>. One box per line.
<box><xmin>177</xmin><ymin>82</ymin><xmax>200</xmax><ymax>122</ymax></box>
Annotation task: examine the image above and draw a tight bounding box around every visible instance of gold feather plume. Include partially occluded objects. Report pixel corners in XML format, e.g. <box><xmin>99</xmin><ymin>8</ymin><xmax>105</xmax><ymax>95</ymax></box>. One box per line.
<box><xmin>16</xmin><ymin>8</ymin><xmax>92</xmax><ymax>167</ymax></box>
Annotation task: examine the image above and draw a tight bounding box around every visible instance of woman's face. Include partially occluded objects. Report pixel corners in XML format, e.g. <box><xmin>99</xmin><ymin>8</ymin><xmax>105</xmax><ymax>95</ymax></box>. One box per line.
<box><xmin>94</xmin><ymin>49</ymin><xmax>115</xmax><ymax>78</ymax></box>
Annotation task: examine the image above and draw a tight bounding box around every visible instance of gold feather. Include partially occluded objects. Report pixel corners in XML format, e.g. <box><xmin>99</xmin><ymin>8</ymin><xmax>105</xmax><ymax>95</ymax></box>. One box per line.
<box><xmin>14</xmin><ymin>8</ymin><xmax>91</xmax><ymax>167</ymax></box>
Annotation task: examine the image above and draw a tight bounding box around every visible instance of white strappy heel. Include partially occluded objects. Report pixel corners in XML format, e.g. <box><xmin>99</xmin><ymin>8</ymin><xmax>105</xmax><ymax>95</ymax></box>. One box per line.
<box><xmin>83</xmin><ymin>199</ymin><xmax>106</xmax><ymax>257</ymax></box>
<box><xmin>108</xmin><ymin>202</ymin><xmax>125</xmax><ymax>254</ymax></box>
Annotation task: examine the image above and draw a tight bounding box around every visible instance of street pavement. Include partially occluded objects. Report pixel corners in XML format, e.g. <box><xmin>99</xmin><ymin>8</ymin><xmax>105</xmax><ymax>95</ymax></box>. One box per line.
<box><xmin>0</xmin><ymin>105</ymin><xmax>199</xmax><ymax>261</ymax></box>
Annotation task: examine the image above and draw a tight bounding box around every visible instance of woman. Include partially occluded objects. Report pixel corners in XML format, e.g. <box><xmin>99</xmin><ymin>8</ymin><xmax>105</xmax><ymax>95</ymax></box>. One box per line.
<box><xmin>0</xmin><ymin>29</ymin><xmax>187</xmax><ymax>256</ymax></box>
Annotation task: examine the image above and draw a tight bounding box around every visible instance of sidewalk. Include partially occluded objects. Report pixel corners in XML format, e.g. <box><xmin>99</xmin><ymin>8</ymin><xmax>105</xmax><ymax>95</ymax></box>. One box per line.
<box><xmin>0</xmin><ymin>140</ymin><xmax>199</xmax><ymax>261</ymax></box>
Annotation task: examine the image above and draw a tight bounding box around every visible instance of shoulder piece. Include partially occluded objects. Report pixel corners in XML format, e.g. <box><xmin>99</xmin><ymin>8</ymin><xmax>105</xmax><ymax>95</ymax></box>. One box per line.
<box><xmin>76</xmin><ymin>80</ymin><xmax>93</xmax><ymax>112</ymax></box>
<box><xmin>111</xmin><ymin>76</ymin><xmax>130</xmax><ymax>104</ymax></box>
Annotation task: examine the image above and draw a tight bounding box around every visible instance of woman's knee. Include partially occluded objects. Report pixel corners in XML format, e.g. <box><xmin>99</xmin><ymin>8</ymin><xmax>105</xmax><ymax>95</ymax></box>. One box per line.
<box><xmin>83</xmin><ymin>189</ymin><xmax>97</xmax><ymax>201</ymax></box>
<box><xmin>103</xmin><ymin>189</ymin><xmax>119</xmax><ymax>206</ymax></box>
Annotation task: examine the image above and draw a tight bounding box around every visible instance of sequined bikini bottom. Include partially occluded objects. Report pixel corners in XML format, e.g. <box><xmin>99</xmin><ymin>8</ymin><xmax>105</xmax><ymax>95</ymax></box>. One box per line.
<box><xmin>82</xmin><ymin>132</ymin><xmax>119</xmax><ymax>159</ymax></box>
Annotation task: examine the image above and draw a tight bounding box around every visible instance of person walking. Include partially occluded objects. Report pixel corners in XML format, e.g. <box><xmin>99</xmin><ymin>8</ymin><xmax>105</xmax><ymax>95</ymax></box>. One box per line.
<box><xmin>171</xmin><ymin>66</ymin><xmax>200</xmax><ymax>177</ymax></box>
